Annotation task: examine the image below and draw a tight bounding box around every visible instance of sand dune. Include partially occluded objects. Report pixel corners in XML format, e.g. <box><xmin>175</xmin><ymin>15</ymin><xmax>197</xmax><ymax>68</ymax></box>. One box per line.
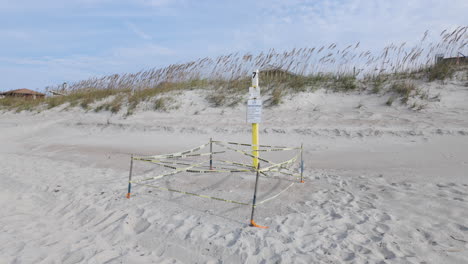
<box><xmin>1</xmin><ymin>80</ymin><xmax>468</xmax><ymax>263</ymax></box>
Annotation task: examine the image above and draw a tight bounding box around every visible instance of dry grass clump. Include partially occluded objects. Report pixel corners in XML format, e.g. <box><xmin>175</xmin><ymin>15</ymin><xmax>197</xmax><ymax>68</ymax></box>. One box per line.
<box><xmin>153</xmin><ymin>97</ymin><xmax>176</xmax><ymax>111</ymax></box>
<box><xmin>386</xmin><ymin>96</ymin><xmax>396</xmax><ymax>106</ymax></box>
<box><xmin>333</xmin><ymin>75</ymin><xmax>358</xmax><ymax>91</ymax></box>
<box><xmin>48</xmin><ymin>88</ymin><xmax>127</xmax><ymax>110</ymax></box>
<box><xmin>425</xmin><ymin>62</ymin><xmax>455</xmax><ymax>81</ymax></box>
<box><xmin>390</xmin><ymin>82</ymin><xmax>416</xmax><ymax>104</ymax></box>
<box><xmin>94</xmin><ymin>94</ymin><xmax>126</xmax><ymax>113</ymax></box>
<box><xmin>370</xmin><ymin>76</ymin><xmax>388</xmax><ymax>93</ymax></box>
<box><xmin>391</xmin><ymin>82</ymin><xmax>416</xmax><ymax>96</ymax></box>
<box><xmin>206</xmin><ymin>92</ymin><xmax>226</xmax><ymax>107</ymax></box>
<box><xmin>206</xmin><ymin>90</ymin><xmax>242</xmax><ymax>107</ymax></box>
<box><xmin>0</xmin><ymin>97</ymin><xmax>43</xmax><ymax>112</ymax></box>
<box><xmin>153</xmin><ymin>98</ymin><xmax>167</xmax><ymax>111</ymax></box>
<box><xmin>125</xmin><ymin>80</ymin><xmax>204</xmax><ymax>114</ymax></box>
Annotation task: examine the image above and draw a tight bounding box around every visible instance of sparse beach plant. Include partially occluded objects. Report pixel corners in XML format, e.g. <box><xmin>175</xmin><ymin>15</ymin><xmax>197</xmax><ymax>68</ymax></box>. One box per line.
<box><xmin>153</xmin><ymin>97</ymin><xmax>168</xmax><ymax>111</ymax></box>
<box><xmin>386</xmin><ymin>96</ymin><xmax>395</xmax><ymax>106</ymax></box>
<box><xmin>271</xmin><ymin>88</ymin><xmax>283</xmax><ymax>105</ymax></box>
<box><xmin>426</xmin><ymin>62</ymin><xmax>455</xmax><ymax>81</ymax></box>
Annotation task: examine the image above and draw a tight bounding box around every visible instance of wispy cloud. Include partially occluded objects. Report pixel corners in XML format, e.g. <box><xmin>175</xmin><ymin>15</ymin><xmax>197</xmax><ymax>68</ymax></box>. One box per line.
<box><xmin>125</xmin><ymin>22</ymin><xmax>152</xmax><ymax>40</ymax></box>
<box><xmin>112</xmin><ymin>44</ymin><xmax>175</xmax><ymax>58</ymax></box>
<box><xmin>140</xmin><ymin>0</ymin><xmax>182</xmax><ymax>7</ymax></box>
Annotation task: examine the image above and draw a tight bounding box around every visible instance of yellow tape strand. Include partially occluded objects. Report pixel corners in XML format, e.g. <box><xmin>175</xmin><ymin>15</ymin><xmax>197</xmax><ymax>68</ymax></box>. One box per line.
<box><xmin>134</xmin><ymin>151</ymin><xmax>225</xmax><ymax>161</ymax></box>
<box><xmin>260</xmin><ymin>154</ymin><xmax>299</xmax><ymax>172</ymax></box>
<box><xmin>256</xmin><ymin>182</ymin><xmax>296</xmax><ymax>205</ymax></box>
<box><xmin>213</xmin><ymin>142</ymin><xmax>274</xmax><ymax>164</ymax></box>
<box><xmin>253</xmin><ymin>147</ymin><xmax>301</xmax><ymax>152</ymax></box>
<box><xmin>137</xmin><ymin>183</ymin><xmax>251</xmax><ymax>206</ymax></box>
<box><xmin>134</xmin><ymin>142</ymin><xmax>210</xmax><ymax>160</ymax></box>
<box><xmin>212</xmin><ymin>140</ymin><xmax>288</xmax><ymax>149</ymax></box>
<box><xmin>215</xmin><ymin>159</ymin><xmax>256</xmax><ymax>169</ymax></box>
<box><xmin>131</xmin><ymin>161</ymin><xmax>207</xmax><ymax>183</ymax></box>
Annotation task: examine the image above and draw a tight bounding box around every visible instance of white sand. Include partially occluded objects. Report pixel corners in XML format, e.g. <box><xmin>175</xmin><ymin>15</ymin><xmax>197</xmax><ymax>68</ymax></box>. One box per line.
<box><xmin>1</xmin><ymin>79</ymin><xmax>468</xmax><ymax>263</ymax></box>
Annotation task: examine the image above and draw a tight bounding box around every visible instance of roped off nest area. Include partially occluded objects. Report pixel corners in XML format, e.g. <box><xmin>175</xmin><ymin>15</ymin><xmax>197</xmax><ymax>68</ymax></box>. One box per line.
<box><xmin>125</xmin><ymin>71</ymin><xmax>305</xmax><ymax>228</ymax></box>
<box><xmin>126</xmin><ymin>139</ymin><xmax>305</xmax><ymax>228</ymax></box>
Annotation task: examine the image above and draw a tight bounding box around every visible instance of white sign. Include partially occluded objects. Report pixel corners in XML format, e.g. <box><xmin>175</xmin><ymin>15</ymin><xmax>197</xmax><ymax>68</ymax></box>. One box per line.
<box><xmin>247</xmin><ymin>99</ymin><xmax>262</xmax><ymax>123</ymax></box>
<box><xmin>249</xmin><ymin>86</ymin><xmax>260</xmax><ymax>99</ymax></box>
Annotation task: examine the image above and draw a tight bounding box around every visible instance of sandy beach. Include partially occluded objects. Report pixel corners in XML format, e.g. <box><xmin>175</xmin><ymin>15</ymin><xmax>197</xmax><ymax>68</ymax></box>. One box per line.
<box><xmin>1</xmin><ymin>79</ymin><xmax>468</xmax><ymax>263</ymax></box>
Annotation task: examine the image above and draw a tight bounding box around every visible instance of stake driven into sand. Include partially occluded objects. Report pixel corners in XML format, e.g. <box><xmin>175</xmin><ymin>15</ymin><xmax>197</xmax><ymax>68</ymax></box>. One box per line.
<box><xmin>247</xmin><ymin>70</ymin><xmax>268</xmax><ymax>228</ymax></box>
<box><xmin>249</xmin><ymin>70</ymin><xmax>261</xmax><ymax>168</ymax></box>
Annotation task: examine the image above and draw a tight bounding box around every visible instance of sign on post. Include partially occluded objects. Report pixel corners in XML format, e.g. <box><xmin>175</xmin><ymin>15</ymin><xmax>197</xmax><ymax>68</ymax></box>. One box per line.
<box><xmin>247</xmin><ymin>70</ymin><xmax>262</xmax><ymax>123</ymax></box>
<box><xmin>247</xmin><ymin>99</ymin><xmax>262</xmax><ymax>123</ymax></box>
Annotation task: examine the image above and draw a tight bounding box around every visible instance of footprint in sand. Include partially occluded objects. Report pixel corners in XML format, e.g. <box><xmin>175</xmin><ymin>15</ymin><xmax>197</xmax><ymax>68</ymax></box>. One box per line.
<box><xmin>373</xmin><ymin>223</ymin><xmax>390</xmax><ymax>234</ymax></box>
<box><xmin>134</xmin><ymin>218</ymin><xmax>151</xmax><ymax>234</ymax></box>
<box><xmin>379</xmin><ymin>243</ymin><xmax>396</xmax><ymax>260</ymax></box>
<box><xmin>62</xmin><ymin>250</ymin><xmax>85</xmax><ymax>264</ymax></box>
<box><xmin>373</xmin><ymin>212</ymin><xmax>392</xmax><ymax>222</ymax></box>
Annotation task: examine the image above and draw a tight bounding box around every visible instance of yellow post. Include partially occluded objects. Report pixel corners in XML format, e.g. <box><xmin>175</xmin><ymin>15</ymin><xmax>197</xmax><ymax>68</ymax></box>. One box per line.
<box><xmin>252</xmin><ymin>123</ymin><xmax>259</xmax><ymax>168</ymax></box>
<box><xmin>250</xmin><ymin>70</ymin><xmax>260</xmax><ymax>168</ymax></box>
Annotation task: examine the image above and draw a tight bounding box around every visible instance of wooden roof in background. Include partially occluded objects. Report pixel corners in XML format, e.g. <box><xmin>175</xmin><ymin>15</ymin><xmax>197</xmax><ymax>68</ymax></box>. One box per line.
<box><xmin>0</xmin><ymin>88</ymin><xmax>45</xmax><ymax>96</ymax></box>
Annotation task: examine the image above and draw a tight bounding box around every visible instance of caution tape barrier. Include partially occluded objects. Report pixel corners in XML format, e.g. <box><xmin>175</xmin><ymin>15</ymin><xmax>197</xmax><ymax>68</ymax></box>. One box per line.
<box><xmin>128</xmin><ymin>139</ymin><xmax>304</xmax><ymax>207</ymax></box>
<box><xmin>134</xmin><ymin>151</ymin><xmax>225</xmax><ymax>161</ymax></box>
<box><xmin>135</xmin><ymin>142</ymin><xmax>210</xmax><ymax>160</ymax></box>
<box><xmin>256</xmin><ymin>182</ymin><xmax>296</xmax><ymax>205</ymax></box>
<box><xmin>137</xmin><ymin>183</ymin><xmax>251</xmax><ymax>206</ymax></box>
<box><xmin>136</xmin><ymin>181</ymin><xmax>296</xmax><ymax>207</ymax></box>
<box><xmin>213</xmin><ymin>142</ymin><xmax>274</xmax><ymax>164</ymax></box>
<box><xmin>212</xmin><ymin>141</ymin><xmax>289</xmax><ymax>149</ymax></box>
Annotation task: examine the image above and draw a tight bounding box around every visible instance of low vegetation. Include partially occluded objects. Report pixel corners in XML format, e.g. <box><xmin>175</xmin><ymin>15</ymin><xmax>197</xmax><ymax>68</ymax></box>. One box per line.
<box><xmin>390</xmin><ymin>82</ymin><xmax>416</xmax><ymax>104</ymax></box>
<box><xmin>425</xmin><ymin>61</ymin><xmax>455</xmax><ymax>81</ymax></box>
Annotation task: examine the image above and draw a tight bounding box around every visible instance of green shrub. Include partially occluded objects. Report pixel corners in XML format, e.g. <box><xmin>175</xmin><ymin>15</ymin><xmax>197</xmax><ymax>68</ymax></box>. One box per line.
<box><xmin>372</xmin><ymin>76</ymin><xmax>387</xmax><ymax>93</ymax></box>
<box><xmin>426</xmin><ymin>62</ymin><xmax>454</xmax><ymax>81</ymax></box>
<box><xmin>390</xmin><ymin>82</ymin><xmax>416</xmax><ymax>105</ymax></box>
<box><xmin>206</xmin><ymin>93</ymin><xmax>227</xmax><ymax>107</ymax></box>
<box><xmin>153</xmin><ymin>98</ymin><xmax>167</xmax><ymax>111</ymax></box>
<box><xmin>334</xmin><ymin>75</ymin><xmax>357</xmax><ymax>91</ymax></box>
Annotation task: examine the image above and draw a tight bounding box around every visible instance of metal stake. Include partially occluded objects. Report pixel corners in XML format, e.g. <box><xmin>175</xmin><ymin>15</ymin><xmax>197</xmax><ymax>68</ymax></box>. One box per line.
<box><xmin>126</xmin><ymin>154</ymin><xmax>134</xmax><ymax>198</ymax></box>
<box><xmin>250</xmin><ymin>163</ymin><xmax>268</xmax><ymax>228</ymax></box>
<box><xmin>209</xmin><ymin>138</ymin><xmax>213</xmax><ymax>170</ymax></box>
<box><xmin>300</xmin><ymin>143</ymin><xmax>304</xmax><ymax>183</ymax></box>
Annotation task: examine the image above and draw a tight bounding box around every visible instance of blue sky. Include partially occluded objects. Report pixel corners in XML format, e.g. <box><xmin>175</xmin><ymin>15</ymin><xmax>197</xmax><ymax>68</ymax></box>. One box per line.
<box><xmin>0</xmin><ymin>0</ymin><xmax>466</xmax><ymax>91</ymax></box>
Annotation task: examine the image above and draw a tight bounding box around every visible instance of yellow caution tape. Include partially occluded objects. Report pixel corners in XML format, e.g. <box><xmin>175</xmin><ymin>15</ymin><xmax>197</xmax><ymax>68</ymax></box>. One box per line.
<box><xmin>134</xmin><ymin>151</ymin><xmax>225</xmax><ymax>161</ymax></box>
<box><xmin>135</xmin><ymin>142</ymin><xmax>210</xmax><ymax>160</ymax></box>
<box><xmin>137</xmin><ymin>183</ymin><xmax>251</xmax><ymax>206</ymax></box>
<box><xmin>260</xmin><ymin>154</ymin><xmax>299</xmax><ymax>172</ymax></box>
<box><xmin>212</xmin><ymin>141</ymin><xmax>288</xmax><ymax>148</ymax></box>
<box><xmin>256</xmin><ymin>182</ymin><xmax>296</xmax><ymax>205</ymax></box>
<box><xmin>131</xmin><ymin>161</ymin><xmax>207</xmax><ymax>183</ymax></box>
<box><xmin>253</xmin><ymin>147</ymin><xmax>301</xmax><ymax>152</ymax></box>
<box><xmin>213</xmin><ymin>142</ymin><xmax>274</xmax><ymax>164</ymax></box>
<box><xmin>215</xmin><ymin>159</ymin><xmax>255</xmax><ymax>169</ymax></box>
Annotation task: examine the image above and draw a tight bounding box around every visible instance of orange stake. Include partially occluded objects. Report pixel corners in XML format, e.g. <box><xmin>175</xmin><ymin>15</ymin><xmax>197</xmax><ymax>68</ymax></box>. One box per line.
<box><xmin>250</xmin><ymin>220</ymin><xmax>268</xmax><ymax>229</ymax></box>
<box><xmin>127</xmin><ymin>154</ymin><xmax>133</xmax><ymax>199</ymax></box>
<box><xmin>249</xmin><ymin>164</ymin><xmax>268</xmax><ymax>228</ymax></box>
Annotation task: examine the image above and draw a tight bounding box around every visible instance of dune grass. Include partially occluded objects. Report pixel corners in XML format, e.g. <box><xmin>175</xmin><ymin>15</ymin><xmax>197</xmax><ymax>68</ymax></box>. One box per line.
<box><xmin>1</xmin><ymin>27</ymin><xmax>466</xmax><ymax>112</ymax></box>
